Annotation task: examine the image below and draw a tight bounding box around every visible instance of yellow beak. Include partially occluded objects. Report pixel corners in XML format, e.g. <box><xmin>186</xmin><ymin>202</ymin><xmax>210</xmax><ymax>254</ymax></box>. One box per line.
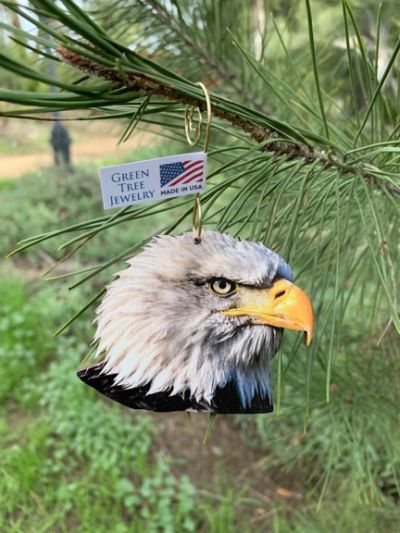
<box><xmin>222</xmin><ymin>279</ymin><xmax>315</xmax><ymax>345</ymax></box>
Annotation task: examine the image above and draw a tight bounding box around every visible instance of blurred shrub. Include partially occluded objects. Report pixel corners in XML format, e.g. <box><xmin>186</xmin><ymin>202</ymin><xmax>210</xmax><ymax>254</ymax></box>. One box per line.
<box><xmin>0</xmin><ymin>275</ymin><xmax>56</xmax><ymax>404</ymax></box>
<box><xmin>0</xmin><ymin>165</ymin><xmax>135</xmax><ymax>261</ymax></box>
<box><xmin>0</xmin><ymin>144</ymin><xmax>188</xmax><ymax>264</ymax></box>
<box><xmin>38</xmin><ymin>349</ymin><xmax>153</xmax><ymax>475</ymax></box>
<box><xmin>238</xmin><ymin>322</ymin><xmax>400</xmax><ymax>517</ymax></box>
<box><xmin>0</xmin><ymin>40</ymin><xmax>42</xmax><ymax>93</ymax></box>
<box><xmin>0</xmin><ymin>273</ymin><xmax>198</xmax><ymax>532</ymax></box>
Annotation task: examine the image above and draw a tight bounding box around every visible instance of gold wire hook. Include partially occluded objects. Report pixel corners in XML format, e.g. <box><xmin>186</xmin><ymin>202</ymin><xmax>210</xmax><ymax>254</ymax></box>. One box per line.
<box><xmin>192</xmin><ymin>192</ymin><xmax>202</xmax><ymax>244</ymax></box>
<box><xmin>184</xmin><ymin>106</ymin><xmax>203</xmax><ymax>146</ymax></box>
<box><xmin>196</xmin><ymin>81</ymin><xmax>212</xmax><ymax>153</ymax></box>
<box><xmin>188</xmin><ymin>82</ymin><xmax>211</xmax><ymax>244</ymax></box>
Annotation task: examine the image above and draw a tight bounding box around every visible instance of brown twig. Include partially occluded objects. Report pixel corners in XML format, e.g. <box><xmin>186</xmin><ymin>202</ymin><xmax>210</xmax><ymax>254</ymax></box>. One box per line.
<box><xmin>58</xmin><ymin>47</ymin><xmax>400</xmax><ymax>193</ymax></box>
<box><xmin>59</xmin><ymin>47</ymin><xmax>319</xmax><ymax>162</ymax></box>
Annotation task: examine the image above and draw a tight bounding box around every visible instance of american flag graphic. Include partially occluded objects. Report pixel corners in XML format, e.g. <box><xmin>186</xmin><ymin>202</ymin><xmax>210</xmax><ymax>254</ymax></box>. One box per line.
<box><xmin>160</xmin><ymin>159</ymin><xmax>204</xmax><ymax>188</ymax></box>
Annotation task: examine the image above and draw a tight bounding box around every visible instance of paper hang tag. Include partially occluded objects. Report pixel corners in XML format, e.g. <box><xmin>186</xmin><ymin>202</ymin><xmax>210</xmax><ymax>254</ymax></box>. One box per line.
<box><xmin>99</xmin><ymin>151</ymin><xmax>207</xmax><ymax>209</ymax></box>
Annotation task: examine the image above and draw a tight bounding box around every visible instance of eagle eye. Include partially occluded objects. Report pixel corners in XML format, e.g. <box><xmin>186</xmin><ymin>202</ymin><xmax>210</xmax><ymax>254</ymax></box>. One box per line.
<box><xmin>209</xmin><ymin>278</ymin><xmax>237</xmax><ymax>296</ymax></box>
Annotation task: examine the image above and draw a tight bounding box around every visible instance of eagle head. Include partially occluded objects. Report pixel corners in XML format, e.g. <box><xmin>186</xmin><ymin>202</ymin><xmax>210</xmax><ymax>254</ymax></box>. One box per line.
<box><xmin>78</xmin><ymin>231</ymin><xmax>314</xmax><ymax>413</ymax></box>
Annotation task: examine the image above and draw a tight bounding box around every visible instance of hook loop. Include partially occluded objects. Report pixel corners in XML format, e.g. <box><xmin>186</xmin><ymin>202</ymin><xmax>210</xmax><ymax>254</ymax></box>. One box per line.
<box><xmin>196</xmin><ymin>81</ymin><xmax>211</xmax><ymax>153</ymax></box>
<box><xmin>185</xmin><ymin>82</ymin><xmax>211</xmax><ymax>244</ymax></box>
<box><xmin>184</xmin><ymin>106</ymin><xmax>203</xmax><ymax>146</ymax></box>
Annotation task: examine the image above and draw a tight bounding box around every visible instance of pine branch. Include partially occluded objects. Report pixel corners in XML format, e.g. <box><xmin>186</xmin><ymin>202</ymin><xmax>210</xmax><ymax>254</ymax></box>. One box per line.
<box><xmin>58</xmin><ymin>48</ymin><xmax>315</xmax><ymax>159</ymax></box>
<box><xmin>59</xmin><ymin>47</ymin><xmax>399</xmax><ymax>196</ymax></box>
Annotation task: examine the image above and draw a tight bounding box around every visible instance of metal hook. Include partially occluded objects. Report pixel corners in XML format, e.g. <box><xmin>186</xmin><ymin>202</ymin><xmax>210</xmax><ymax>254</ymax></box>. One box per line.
<box><xmin>185</xmin><ymin>82</ymin><xmax>211</xmax><ymax>244</ymax></box>
<box><xmin>192</xmin><ymin>192</ymin><xmax>202</xmax><ymax>244</ymax></box>
<box><xmin>184</xmin><ymin>106</ymin><xmax>203</xmax><ymax>146</ymax></box>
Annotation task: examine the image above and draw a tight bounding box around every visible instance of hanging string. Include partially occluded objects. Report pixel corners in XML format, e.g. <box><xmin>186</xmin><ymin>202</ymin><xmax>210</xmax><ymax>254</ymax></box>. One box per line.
<box><xmin>184</xmin><ymin>82</ymin><xmax>211</xmax><ymax>244</ymax></box>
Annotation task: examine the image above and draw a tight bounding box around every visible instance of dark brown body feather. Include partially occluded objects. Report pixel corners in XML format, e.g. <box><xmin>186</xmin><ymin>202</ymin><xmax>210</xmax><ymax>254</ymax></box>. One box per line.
<box><xmin>77</xmin><ymin>363</ymin><xmax>273</xmax><ymax>414</ymax></box>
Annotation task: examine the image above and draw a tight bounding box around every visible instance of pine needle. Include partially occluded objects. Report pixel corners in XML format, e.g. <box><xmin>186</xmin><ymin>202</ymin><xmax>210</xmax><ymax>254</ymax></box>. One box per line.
<box><xmin>203</xmin><ymin>414</ymin><xmax>217</xmax><ymax>446</ymax></box>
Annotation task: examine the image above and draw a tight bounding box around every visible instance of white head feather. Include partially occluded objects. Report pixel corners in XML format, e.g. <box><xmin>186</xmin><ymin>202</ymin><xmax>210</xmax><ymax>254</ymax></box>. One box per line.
<box><xmin>94</xmin><ymin>231</ymin><xmax>292</xmax><ymax>407</ymax></box>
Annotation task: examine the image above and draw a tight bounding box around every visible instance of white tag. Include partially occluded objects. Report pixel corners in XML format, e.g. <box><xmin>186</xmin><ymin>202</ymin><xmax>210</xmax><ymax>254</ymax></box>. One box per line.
<box><xmin>99</xmin><ymin>151</ymin><xmax>207</xmax><ymax>209</ymax></box>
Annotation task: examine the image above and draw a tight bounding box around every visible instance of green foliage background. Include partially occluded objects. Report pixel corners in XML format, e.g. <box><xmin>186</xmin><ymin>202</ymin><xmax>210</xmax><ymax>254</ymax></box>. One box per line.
<box><xmin>0</xmin><ymin>0</ymin><xmax>399</xmax><ymax>531</ymax></box>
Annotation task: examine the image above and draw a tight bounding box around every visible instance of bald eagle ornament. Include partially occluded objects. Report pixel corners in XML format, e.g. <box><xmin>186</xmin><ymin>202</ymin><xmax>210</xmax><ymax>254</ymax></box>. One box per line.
<box><xmin>78</xmin><ymin>231</ymin><xmax>314</xmax><ymax>414</ymax></box>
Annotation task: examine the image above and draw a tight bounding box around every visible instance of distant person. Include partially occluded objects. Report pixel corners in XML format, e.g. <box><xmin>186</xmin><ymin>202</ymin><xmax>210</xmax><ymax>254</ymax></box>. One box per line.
<box><xmin>50</xmin><ymin>122</ymin><xmax>73</xmax><ymax>171</ymax></box>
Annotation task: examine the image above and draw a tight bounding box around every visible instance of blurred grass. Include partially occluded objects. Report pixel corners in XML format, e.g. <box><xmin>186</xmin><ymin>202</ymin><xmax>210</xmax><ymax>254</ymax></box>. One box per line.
<box><xmin>1</xmin><ymin>144</ymin><xmax>399</xmax><ymax>531</ymax></box>
<box><xmin>0</xmin><ymin>143</ymin><xmax>186</xmax><ymax>260</ymax></box>
<box><xmin>0</xmin><ymin>268</ymin><xmax>198</xmax><ymax>533</ymax></box>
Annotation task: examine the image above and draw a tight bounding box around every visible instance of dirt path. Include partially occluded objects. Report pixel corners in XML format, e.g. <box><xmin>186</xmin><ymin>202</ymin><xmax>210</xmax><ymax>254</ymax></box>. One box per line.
<box><xmin>0</xmin><ymin>121</ymin><xmax>157</xmax><ymax>180</ymax></box>
<box><xmin>0</xmin><ymin>136</ymin><xmax>138</xmax><ymax>180</ymax></box>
